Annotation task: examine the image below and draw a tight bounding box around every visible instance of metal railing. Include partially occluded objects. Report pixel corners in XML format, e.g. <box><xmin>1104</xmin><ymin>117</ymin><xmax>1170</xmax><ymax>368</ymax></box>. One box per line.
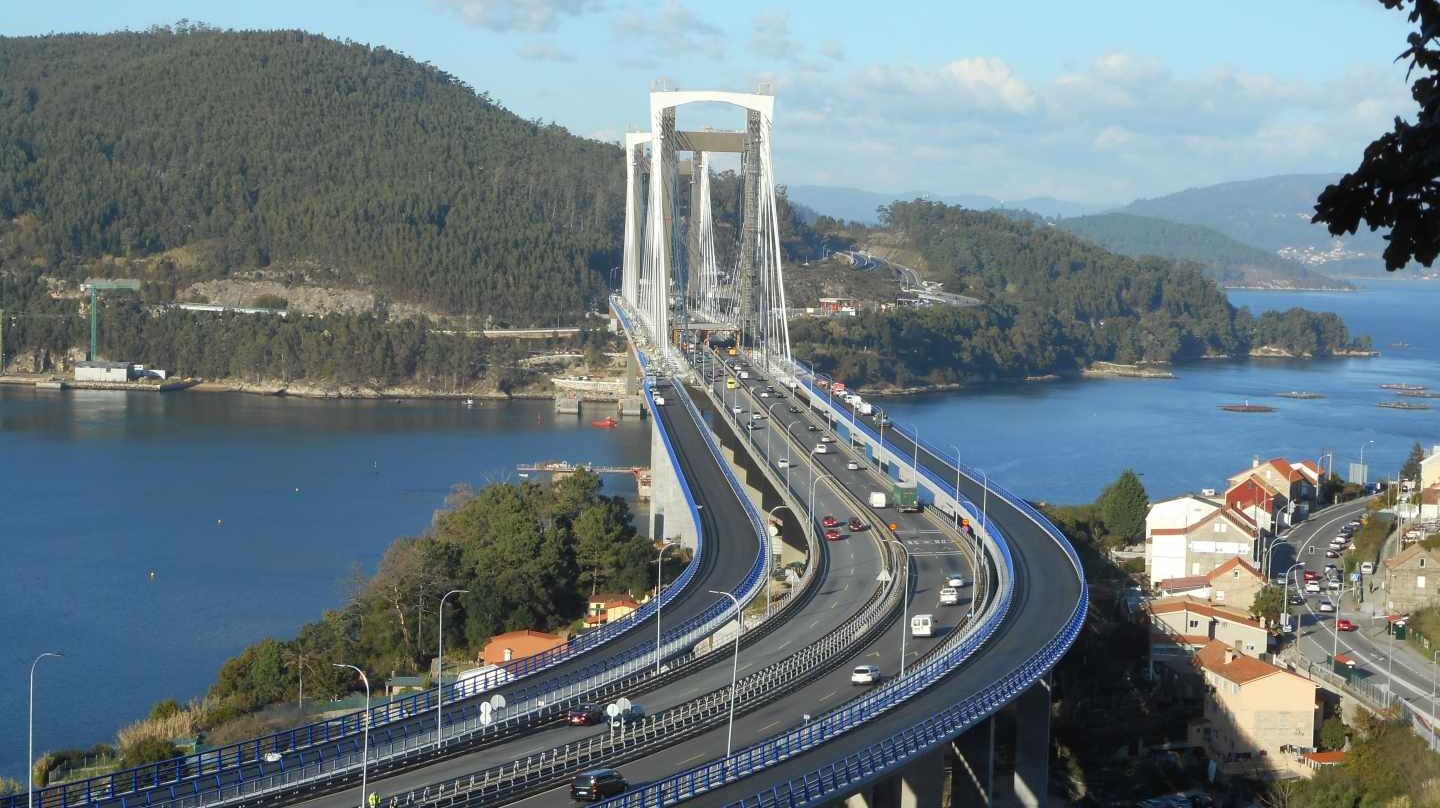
<box><xmin>47</xmin><ymin>372</ymin><xmax>770</xmax><ymax>808</ymax></box>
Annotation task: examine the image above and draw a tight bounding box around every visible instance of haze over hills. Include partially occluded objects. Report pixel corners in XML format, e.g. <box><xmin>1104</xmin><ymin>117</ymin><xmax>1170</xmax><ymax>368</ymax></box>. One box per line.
<box><xmin>785</xmin><ymin>185</ymin><xmax>1103</xmax><ymax>225</ymax></box>
<box><xmin>1056</xmin><ymin>213</ymin><xmax>1353</xmax><ymax>291</ymax></box>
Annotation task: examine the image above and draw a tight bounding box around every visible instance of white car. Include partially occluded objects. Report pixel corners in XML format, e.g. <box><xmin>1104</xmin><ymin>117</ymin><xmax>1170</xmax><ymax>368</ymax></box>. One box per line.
<box><xmin>1304</xmin><ymin>581</ymin><xmax>1321</xmax><ymax>594</ymax></box>
<box><xmin>813</xmin><ymin>443</ymin><xmax>828</xmax><ymax>454</ymax></box>
<box><xmin>751</xmin><ymin>412</ymin><xmax>764</xmax><ymax>420</ymax></box>
<box><xmin>820</xmin><ymin>436</ymin><xmax>835</xmax><ymax>444</ymax></box>
<box><xmin>846</xmin><ymin>460</ymin><xmax>860</xmax><ymax>471</ymax></box>
<box><xmin>939</xmin><ymin>587</ymin><xmax>960</xmax><ymax>606</ymax></box>
<box><xmin>946</xmin><ymin>574</ymin><xmax>966</xmax><ymax>588</ymax></box>
<box><xmin>1318</xmin><ymin>599</ymin><xmax>1335</xmax><ymax>613</ymax></box>
<box><xmin>1361</xmin><ymin>561</ymin><xmax>1376</xmax><ymax>575</ymax></box>
<box><xmin>776</xmin><ymin>458</ymin><xmax>791</xmax><ymax>469</ymax></box>
<box><xmin>850</xmin><ymin>664</ymin><xmax>881</xmax><ymax>685</ymax></box>
<box><xmin>760</xmin><ymin>391</ymin><xmax>770</xmax><ymax>398</ymax></box>
<box><xmin>732</xmin><ymin>406</ymin><xmax>743</xmax><ymax>414</ymax></box>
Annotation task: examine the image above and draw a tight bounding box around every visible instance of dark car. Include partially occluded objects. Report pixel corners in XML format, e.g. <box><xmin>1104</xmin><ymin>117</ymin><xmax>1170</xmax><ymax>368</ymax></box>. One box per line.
<box><xmin>571</xmin><ymin>768</ymin><xmax>627</xmax><ymax>801</ymax></box>
<box><xmin>847</xmin><ymin>517</ymin><xmax>865</xmax><ymax>532</ymax></box>
<box><xmin>1287</xmin><ymin>593</ymin><xmax>1305</xmax><ymax>605</ymax></box>
<box><xmin>807</xmin><ymin>424</ymin><xmax>820</xmax><ymax>432</ymax></box>
<box><xmin>567</xmin><ymin>704</ymin><xmax>605</xmax><ymax>726</ymax></box>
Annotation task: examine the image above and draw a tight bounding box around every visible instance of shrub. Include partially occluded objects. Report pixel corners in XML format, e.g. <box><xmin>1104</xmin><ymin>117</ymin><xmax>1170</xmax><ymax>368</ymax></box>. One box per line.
<box><xmin>0</xmin><ymin>778</ymin><xmax>21</xmax><ymax>796</ymax></box>
<box><xmin>120</xmin><ymin>736</ymin><xmax>181</xmax><ymax>768</ymax></box>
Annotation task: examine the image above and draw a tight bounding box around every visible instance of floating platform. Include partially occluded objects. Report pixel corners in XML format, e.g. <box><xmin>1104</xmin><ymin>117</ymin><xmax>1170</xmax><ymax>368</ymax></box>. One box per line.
<box><xmin>1398</xmin><ymin>390</ymin><xmax>1440</xmax><ymax>399</ymax></box>
<box><xmin>1380</xmin><ymin>383</ymin><xmax>1426</xmax><ymax>392</ymax></box>
<box><xmin>1276</xmin><ymin>391</ymin><xmax>1325</xmax><ymax>400</ymax></box>
<box><xmin>1378</xmin><ymin>400</ymin><xmax>1432</xmax><ymax>410</ymax></box>
<box><xmin>1218</xmin><ymin>402</ymin><xmax>1276</xmax><ymax>413</ymax></box>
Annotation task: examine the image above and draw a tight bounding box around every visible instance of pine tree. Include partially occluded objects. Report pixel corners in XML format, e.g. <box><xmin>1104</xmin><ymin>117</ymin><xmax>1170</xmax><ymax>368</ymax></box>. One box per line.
<box><xmin>1099</xmin><ymin>470</ymin><xmax>1148</xmax><ymax>546</ymax></box>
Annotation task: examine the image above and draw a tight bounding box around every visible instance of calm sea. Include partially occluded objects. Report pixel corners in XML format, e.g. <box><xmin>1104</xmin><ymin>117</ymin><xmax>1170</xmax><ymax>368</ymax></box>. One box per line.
<box><xmin>2</xmin><ymin>277</ymin><xmax>1436</xmax><ymax>777</ymax></box>
<box><xmin>0</xmin><ymin>394</ymin><xmax>648</xmax><ymax>779</ymax></box>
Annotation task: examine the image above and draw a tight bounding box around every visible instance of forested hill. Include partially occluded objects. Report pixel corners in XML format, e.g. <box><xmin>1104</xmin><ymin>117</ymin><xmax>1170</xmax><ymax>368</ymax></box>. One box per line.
<box><xmin>793</xmin><ymin>201</ymin><xmax>1369</xmax><ymax>389</ymax></box>
<box><xmin>0</xmin><ymin>26</ymin><xmax>623</xmax><ymax>322</ymax></box>
<box><xmin>1056</xmin><ymin>213</ymin><xmax>1352</xmax><ymax>291</ymax></box>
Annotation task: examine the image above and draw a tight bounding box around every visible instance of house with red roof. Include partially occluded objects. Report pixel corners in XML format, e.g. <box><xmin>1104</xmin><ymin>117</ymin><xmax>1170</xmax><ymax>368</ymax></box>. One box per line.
<box><xmin>1189</xmin><ymin>642</ymin><xmax>1318</xmax><ymax>776</ymax></box>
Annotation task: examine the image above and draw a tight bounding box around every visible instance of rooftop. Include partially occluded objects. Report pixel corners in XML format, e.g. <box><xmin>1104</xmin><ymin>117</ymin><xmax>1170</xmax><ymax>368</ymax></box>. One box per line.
<box><xmin>1195</xmin><ymin>640</ymin><xmax>1296</xmax><ymax>685</ymax></box>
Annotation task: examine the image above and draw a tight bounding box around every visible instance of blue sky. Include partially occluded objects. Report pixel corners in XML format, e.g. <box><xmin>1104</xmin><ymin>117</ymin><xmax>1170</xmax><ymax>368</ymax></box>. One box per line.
<box><xmin>4</xmin><ymin>0</ymin><xmax>1420</xmax><ymax>203</ymax></box>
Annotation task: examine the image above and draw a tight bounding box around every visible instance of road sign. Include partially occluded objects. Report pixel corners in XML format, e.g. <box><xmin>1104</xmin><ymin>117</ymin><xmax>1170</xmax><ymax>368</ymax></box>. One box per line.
<box><xmin>479</xmin><ymin>702</ymin><xmax>493</xmax><ymax>726</ymax></box>
<box><xmin>616</xmin><ymin>697</ymin><xmax>632</xmax><ymax>712</ymax></box>
<box><xmin>1351</xmin><ymin>572</ymin><xmax>1362</xmax><ymax>583</ymax></box>
<box><xmin>606</xmin><ymin>703</ymin><xmax>621</xmax><ymax>718</ymax></box>
<box><xmin>488</xmin><ymin>694</ymin><xmax>507</xmax><ymax>710</ymax></box>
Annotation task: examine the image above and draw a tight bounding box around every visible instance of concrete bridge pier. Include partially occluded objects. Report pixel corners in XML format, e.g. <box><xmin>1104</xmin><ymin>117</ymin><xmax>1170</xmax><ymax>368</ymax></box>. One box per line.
<box><xmin>648</xmin><ymin>415</ymin><xmax>698</xmax><ymax>550</ymax></box>
<box><xmin>952</xmin><ymin>715</ymin><xmax>995</xmax><ymax>806</ymax></box>
<box><xmin>1009</xmin><ymin>679</ymin><xmax>1051</xmax><ymax>808</ymax></box>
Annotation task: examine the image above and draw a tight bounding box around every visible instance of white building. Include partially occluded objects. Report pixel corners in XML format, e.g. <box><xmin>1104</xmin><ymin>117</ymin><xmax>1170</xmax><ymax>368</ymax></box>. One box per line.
<box><xmin>74</xmin><ymin>360</ymin><xmax>131</xmax><ymax>382</ymax></box>
<box><xmin>1146</xmin><ymin>494</ymin><xmax>1256</xmax><ymax>585</ymax></box>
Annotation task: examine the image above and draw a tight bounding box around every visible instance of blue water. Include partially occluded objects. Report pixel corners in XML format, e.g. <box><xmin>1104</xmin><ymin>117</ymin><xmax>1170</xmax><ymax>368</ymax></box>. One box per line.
<box><xmin>0</xmin><ymin>394</ymin><xmax>648</xmax><ymax>778</ymax></box>
<box><xmin>880</xmin><ymin>278</ymin><xmax>1440</xmax><ymax>504</ymax></box>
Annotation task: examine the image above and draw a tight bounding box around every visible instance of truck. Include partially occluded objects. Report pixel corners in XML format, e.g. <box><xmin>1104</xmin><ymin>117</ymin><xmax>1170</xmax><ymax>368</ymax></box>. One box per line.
<box><xmin>858</xmin><ymin>402</ymin><xmax>874</xmax><ymax>416</ymax></box>
<box><xmin>868</xmin><ymin>491</ymin><xmax>888</xmax><ymax>508</ymax></box>
<box><xmin>892</xmin><ymin>483</ymin><xmax>922</xmax><ymax>513</ymax></box>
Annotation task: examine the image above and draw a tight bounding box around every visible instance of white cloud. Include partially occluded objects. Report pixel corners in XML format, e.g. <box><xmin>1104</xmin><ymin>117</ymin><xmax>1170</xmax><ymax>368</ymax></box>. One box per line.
<box><xmin>611</xmin><ymin>0</ymin><xmax>724</xmax><ymax>59</ymax></box>
<box><xmin>433</xmin><ymin>0</ymin><xmax>602</xmax><ymax>32</ymax></box>
<box><xmin>516</xmin><ymin>41</ymin><xmax>577</xmax><ymax>62</ymax></box>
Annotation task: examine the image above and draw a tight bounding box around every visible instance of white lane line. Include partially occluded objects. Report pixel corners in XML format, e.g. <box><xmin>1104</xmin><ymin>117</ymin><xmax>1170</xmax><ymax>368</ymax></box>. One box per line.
<box><xmin>818</xmin><ymin>690</ymin><xmax>837</xmax><ymax>702</ymax></box>
<box><xmin>760</xmin><ymin>720</ymin><xmax>779</xmax><ymax>731</ymax></box>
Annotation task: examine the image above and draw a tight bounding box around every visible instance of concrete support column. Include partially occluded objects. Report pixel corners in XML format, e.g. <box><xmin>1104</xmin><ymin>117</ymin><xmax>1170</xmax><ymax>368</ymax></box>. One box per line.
<box><xmin>899</xmin><ymin>747</ymin><xmax>946</xmax><ymax>808</ymax></box>
<box><xmin>843</xmin><ymin>786</ymin><xmax>875</xmax><ymax>808</ymax></box>
<box><xmin>1010</xmin><ymin>679</ymin><xmax>1051</xmax><ymax>808</ymax></box>
<box><xmin>648</xmin><ymin>416</ymin><xmax>698</xmax><ymax>550</ymax></box>
<box><xmin>951</xmin><ymin>717</ymin><xmax>994</xmax><ymax>807</ymax></box>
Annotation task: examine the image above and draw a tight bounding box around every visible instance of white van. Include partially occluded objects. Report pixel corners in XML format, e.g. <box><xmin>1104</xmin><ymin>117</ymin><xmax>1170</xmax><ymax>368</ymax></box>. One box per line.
<box><xmin>1361</xmin><ymin>561</ymin><xmax>1376</xmax><ymax>575</ymax></box>
<box><xmin>910</xmin><ymin>614</ymin><xmax>934</xmax><ymax>637</ymax></box>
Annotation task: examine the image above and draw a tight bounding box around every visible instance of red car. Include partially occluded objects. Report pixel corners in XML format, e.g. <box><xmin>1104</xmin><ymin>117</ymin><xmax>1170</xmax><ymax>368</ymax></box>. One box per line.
<box><xmin>824</xmin><ymin>528</ymin><xmax>842</xmax><ymax>541</ymax></box>
<box><xmin>821</xmin><ymin>515</ymin><xmax>839</xmax><ymax>529</ymax></box>
<box><xmin>1302</xmin><ymin>570</ymin><xmax>1319</xmax><ymax>581</ymax></box>
<box><xmin>1336</xmin><ymin>619</ymin><xmax>1356</xmax><ymax>632</ymax></box>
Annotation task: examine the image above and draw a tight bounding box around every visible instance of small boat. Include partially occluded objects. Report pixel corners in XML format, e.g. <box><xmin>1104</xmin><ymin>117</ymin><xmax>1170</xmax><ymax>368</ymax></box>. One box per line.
<box><xmin>1276</xmin><ymin>391</ymin><xmax>1325</xmax><ymax>400</ymax></box>
<box><xmin>1378</xmin><ymin>400</ymin><xmax>1432</xmax><ymax>410</ymax></box>
<box><xmin>1380</xmin><ymin>383</ymin><xmax>1426</xmax><ymax>392</ymax></box>
<box><xmin>590</xmin><ymin>416</ymin><xmax>619</xmax><ymax>429</ymax></box>
<box><xmin>518</xmin><ymin>472</ymin><xmax>530</xmax><ymax>478</ymax></box>
<box><xmin>1218</xmin><ymin>401</ymin><xmax>1276</xmax><ymax>413</ymax></box>
<box><xmin>464</xmin><ymin>398</ymin><xmax>475</xmax><ymax>407</ymax></box>
<box><xmin>1390</xmin><ymin>342</ymin><xmax>1410</xmax><ymax>349</ymax></box>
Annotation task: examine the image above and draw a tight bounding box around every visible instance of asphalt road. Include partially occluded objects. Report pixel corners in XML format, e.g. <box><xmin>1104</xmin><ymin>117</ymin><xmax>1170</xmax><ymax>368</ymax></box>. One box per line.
<box><xmin>659</xmin><ymin>358</ymin><xmax>1083</xmax><ymax>806</ymax></box>
<box><xmin>1280</xmin><ymin>497</ymin><xmax>1440</xmax><ymax>713</ymax></box>
<box><xmin>292</xmin><ymin>375</ymin><xmax>904</xmax><ymax>808</ymax></box>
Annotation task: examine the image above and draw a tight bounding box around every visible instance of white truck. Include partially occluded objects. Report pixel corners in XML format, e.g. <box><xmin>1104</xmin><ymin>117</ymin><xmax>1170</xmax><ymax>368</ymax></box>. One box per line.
<box><xmin>868</xmin><ymin>491</ymin><xmax>888</xmax><ymax>508</ymax></box>
<box><xmin>910</xmin><ymin>614</ymin><xmax>934</xmax><ymax>637</ymax></box>
<box><xmin>859</xmin><ymin>402</ymin><xmax>874</xmax><ymax>416</ymax></box>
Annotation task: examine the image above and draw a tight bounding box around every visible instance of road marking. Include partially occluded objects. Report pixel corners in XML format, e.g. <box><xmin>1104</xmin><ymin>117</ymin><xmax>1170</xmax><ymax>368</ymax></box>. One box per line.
<box><xmin>680</xmin><ymin>752</ymin><xmax>706</xmax><ymax>764</ymax></box>
<box><xmin>818</xmin><ymin>690</ymin><xmax>837</xmax><ymax>702</ymax></box>
<box><xmin>760</xmin><ymin>720</ymin><xmax>779</xmax><ymax>731</ymax></box>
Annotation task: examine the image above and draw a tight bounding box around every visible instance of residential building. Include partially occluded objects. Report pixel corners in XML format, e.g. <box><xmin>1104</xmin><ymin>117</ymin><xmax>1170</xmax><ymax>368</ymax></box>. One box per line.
<box><xmin>1150</xmin><ymin>596</ymin><xmax>1270</xmax><ymax>658</ymax></box>
<box><xmin>1225</xmin><ymin>475</ymin><xmax>1283</xmax><ymax>535</ymax></box>
<box><xmin>585</xmin><ymin>593</ymin><xmax>640</xmax><ymax>626</ymax></box>
<box><xmin>1147</xmin><ymin>501</ymin><xmax>1257</xmax><ymax>586</ymax></box>
<box><xmin>1206</xmin><ymin>557</ymin><xmax>1267</xmax><ymax>610</ymax></box>
<box><xmin>1227</xmin><ymin>457</ymin><xmax>1314</xmax><ymax>507</ymax></box>
<box><xmin>1189</xmin><ymin>642</ymin><xmax>1318</xmax><ymax>776</ymax></box>
<box><xmin>817</xmin><ymin>297</ymin><xmax>859</xmax><ymax>316</ymax></box>
<box><xmin>480</xmin><ymin>629</ymin><xmax>565</xmax><ymax>665</ymax></box>
<box><xmin>1421</xmin><ymin>446</ymin><xmax>1440</xmax><ymax>491</ymax></box>
<box><xmin>1381</xmin><ymin>544</ymin><xmax>1440</xmax><ymax>613</ymax></box>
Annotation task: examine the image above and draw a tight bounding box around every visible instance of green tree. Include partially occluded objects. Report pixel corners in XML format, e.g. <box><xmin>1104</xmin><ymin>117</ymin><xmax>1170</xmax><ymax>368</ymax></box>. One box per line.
<box><xmin>1402</xmin><ymin>441</ymin><xmax>1426</xmax><ymax>483</ymax></box>
<box><xmin>147</xmin><ymin>699</ymin><xmax>181</xmax><ymax>721</ymax></box>
<box><xmin>120</xmin><ymin>737</ymin><xmax>181</xmax><ymax>767</ymax></box>
<box><xmin>1098</xmin><ymin>470</ymin><xmax>1148</xmax><ymax>546</ymax></box>
<box><xmin>1320</xmin><ymin>715</ymin><xmax>1349</xmax><ymax>752</ymax></box>
<box><xmin>1314</xmin><ymin>0</ymin><xmax>1440</xmax><ymax>270</ymax></box>
<box><xmin>1251</xmin><ymin>585</ymin><xmax>1286</xmax><ymax>630</ymax></box>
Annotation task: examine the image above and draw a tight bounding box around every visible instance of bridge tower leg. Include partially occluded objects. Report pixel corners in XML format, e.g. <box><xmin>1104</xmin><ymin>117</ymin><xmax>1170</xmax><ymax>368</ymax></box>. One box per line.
<box><xmin>952</xmin><ymin>717</ymin><xmax>994</xmax><ymax>806</ymax></box>
<box><xmin>898</xmin><ymin>747</ymin><xmax>947</xmax><ymax>808</ymax></box>
<box><xmin>648</xmin><ymin>415</ymin><xmax>698</xmax><ymax>551</ymax></box>
<box><xmin>735</xmin><ymin>109</ymin><xmax>762</xmax><ymax>349</ymax></box>
<box><xmin>1009</xmin><ymin>679</ymin><xmax>1051</xmax><ymax>808</ymax></box>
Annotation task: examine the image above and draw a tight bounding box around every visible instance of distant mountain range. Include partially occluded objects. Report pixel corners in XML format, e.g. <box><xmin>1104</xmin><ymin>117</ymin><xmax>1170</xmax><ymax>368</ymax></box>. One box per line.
<box><xmin>1055</xmin><ymin>213</ymin><xmax>1353</xmax><ymax>291</ymax></box>
<box><xmin>791</xmin><ymin>173</ymin><xmax>1399</xmax><ymax>282</ymax></box>
<box><xmin>784</xmin><ymin>185</ymin><xmax>1103</xmax><ymax>225</ymax></box>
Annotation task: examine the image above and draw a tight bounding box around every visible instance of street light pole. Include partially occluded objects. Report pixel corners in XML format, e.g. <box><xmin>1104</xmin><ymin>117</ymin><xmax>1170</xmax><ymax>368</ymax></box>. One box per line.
<box><xmin>435</xmin><ymin>588</ymin><xmax>468</xmax><ymax>748</ymax></box>
<box><xmin>1361</xmin><ymin>439</ymin><xmax>1375</xmax><ymax>483</ymax></box>
<box><xmin>809</xmin><ymin>473</ymin><xmax>838</xmax><ymax>543</ymax></box>
<box><xmin>333</xmin><ymin>664</ymin><xmax>371</xmax><ymax>808</ymax></box>
<box><xmin>656</xmin><ymin>540</ymin><xmax>678</xmax><ymax>674</ymax></box>
<box><xmin>29</xmin><ymin>652</ymin><xmax>62</xmax><ymax>808</ymax></box>
<box><xmin>709</xmin><ymin>590</ymin><xmax>743</xmax><ymax>765</ymax></box>
<box><xmin>1263</xmin><ymin>537</ymin><xmax>1287</xmax><ymax>580</ymax></box>
<box><xmin>1281</xmin><ymin>563</ymin><xmax>1305</xmax><ymax>630</ymax></box>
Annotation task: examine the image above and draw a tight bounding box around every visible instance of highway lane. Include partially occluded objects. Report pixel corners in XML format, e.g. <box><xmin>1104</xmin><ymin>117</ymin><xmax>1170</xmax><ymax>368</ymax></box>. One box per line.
<box><xmin>662</xmin><ymin>365</ymin><xmax>1081</xmax><ymax>806</ymax></box>
<box><xmin>286</xmin><ymin>379</ymin><xmax>895</xmax><ymax>808</ymax></box>
<box><xmin>86</xmin><ymin>390</ymin><xmax>761</xmax><ymax>808</ymax></box>
<box><xmin>486</xmin><ymin>361</ymin><xmax>976</xmax><ymax>807</ymax></box>
<box><xmin>1280</xmin><ymin>498</ymin><xmax>1440</xmax><ymax>712</ymax></box>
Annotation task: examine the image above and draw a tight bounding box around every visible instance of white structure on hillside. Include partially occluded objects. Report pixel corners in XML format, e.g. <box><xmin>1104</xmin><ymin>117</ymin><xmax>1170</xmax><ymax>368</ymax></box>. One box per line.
<box><xmin>1146</xmin><ymin>494</ymin><xmax>1256</xmax><ymax>585</ymax></box>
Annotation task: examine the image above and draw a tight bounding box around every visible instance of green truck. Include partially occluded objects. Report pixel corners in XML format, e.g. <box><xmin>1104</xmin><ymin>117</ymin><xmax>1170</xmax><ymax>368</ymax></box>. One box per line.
<box><xmin>892</xmin><ymin>483</ymin><xmax>922</xmax><ymax>513</ymax></box>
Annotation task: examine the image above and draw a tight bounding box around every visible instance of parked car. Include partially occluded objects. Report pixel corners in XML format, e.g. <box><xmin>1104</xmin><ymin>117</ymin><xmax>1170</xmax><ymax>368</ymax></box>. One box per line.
<box><xmin>1336</xmin><ymin>619</ymin><xmax>1356</xmax><ymax>631</ymax></box>
<box><xmin>1325</xmin><ymin>549</ymin><xmax>1340</xmax><ymax>558</ymax></box>
<box><xmin>1318</xmin><ymin>599</ymin><xmax>1336</xmax><ymax>613</ymax></box>
<box><xmin>846</xmin><ymin>460</ymin><xmax>860</xmax><ymax>470</ymax></box>
<box><xmin>824</xmin><ymin>528</ymin><xmax>842</xmax><ymax>541</ymax></box>
<box><xmin>571</xmin><ymin>769</ymin><xmax>627</xmax><ymax>801</ymax></box>
<box><xmin>847</xmin><ymin>517</ymin><xmax>865</xmax><ymax>531</ymax></box>
<box><xmin>806</xmin><ymin>424</ymin><xmax>820</xmax><ymax>432</ymax></box>
<box><xmin>939</xmin><ymin>587</ymin><xmax>960</xmax><ymax>606</ymax></box>
<box><xmin>821</xmin><ymin>515</ymin><xmax>839</xmax><ymax>528</ymax></box>
<box><xmin>567</xmin><ymin>704</ymin><xmax>605</xmax><ymax>726</ymax></box>
<box><xmin>850</xmin><ymin>664</ymin><xmax>882</xmax><ymax>685</ymax></box>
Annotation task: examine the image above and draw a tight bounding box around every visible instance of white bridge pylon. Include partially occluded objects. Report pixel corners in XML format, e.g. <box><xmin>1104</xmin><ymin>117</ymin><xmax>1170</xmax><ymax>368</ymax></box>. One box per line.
<box><xmin>620</xmin><ymin>89</ymin><xmax>792</xmax><ymax>365</ymax></box>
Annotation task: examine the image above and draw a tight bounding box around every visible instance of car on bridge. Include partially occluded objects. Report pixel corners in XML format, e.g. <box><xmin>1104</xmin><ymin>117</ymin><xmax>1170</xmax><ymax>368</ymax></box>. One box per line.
<box><xmin>846</xmin><ymin>460</ymin><xmax>860</xmax><ymax>470</ymax></box>
<box><xmin>946</xmin><ymin>573</ymin><xmax>966</xmax><ymax>588</ymax></box>
<box><xmin>1318</xmin><ymin>599</ymin><xmax>1336</xmax><ymax>613</ymax></box>
<box><xmin>821</xmin><ymin>515</ymin><xmax>839</xmax><ymax>528</ymax></box>
<box><xmin>788</xmin><ymin>406</ymin><xmax>803</xmax><ymax>414</ymax></box>
<box><xmin>813</xmin><ymin>443</ymin><xmax>828</xmax><ymax>454</ymax></box>
<box><xmin>776</xmin><ymin>458</ymin><xmax>791</xmax><ymax>469</ymax></box>
<box><xmin>850</xmin><ymin>665</ymin><xmax>882</xmax><ymax>685</ymax></box>
<box><xmin>824</xmin><ymin>528</ymin><xmax>842</xmax><ymax>541</ymax></box>
<box><xmin>820</xmin><ymin>435</ymin><xmax>835</xmax><ymax>443</ymax></box>
<box><xmin>807</xmin><ymin>424</ymin><xmax>820</xmax><ymax>432</ymax></box>
<box><xmin>1303</xmin><ymin>570</ymin><xmax>1319</xmax><ymax>581</ymax></box>
<box><xmin>939</xmin><ymin>587</ymin><xmax>960</xmax><ymax>606</ymax></box>
<box><xmin>1287</xmin><ymin>593</ymin><xmax>1305</xmax><ymax>605</ymax></box>
<box><xmin>571</xmin><ymin>769</ymin><xmax>628</xmax><ymax>801</ymax></box>
<box><xmin>568</xmin><ymin>704</ymin><xmax>606</xmax><ymax>726</ymax></box>
<box><xmin>1337</xmin><ymin>618</ymin><xmax>1356</xmax><ymax>631</ymax></box>
<box><xmin>847</xmin><ymin>517</ymin><xmax>865</xmax><ymax>531</ymax></box>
